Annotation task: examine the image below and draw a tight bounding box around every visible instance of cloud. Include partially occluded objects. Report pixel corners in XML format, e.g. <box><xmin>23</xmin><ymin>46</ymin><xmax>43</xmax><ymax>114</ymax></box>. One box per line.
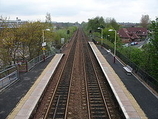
<box><xmin>0</xmin><ymin>0</ymin><xmax>157</xmax><ymax>23</ymax></box>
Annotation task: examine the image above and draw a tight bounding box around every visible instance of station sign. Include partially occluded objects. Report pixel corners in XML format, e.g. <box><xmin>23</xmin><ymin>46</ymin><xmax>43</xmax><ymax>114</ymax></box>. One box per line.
<box><xmin>42</xmin><ymin>42</ymin><xmax>46</xmax><ymax>47</ymax></box>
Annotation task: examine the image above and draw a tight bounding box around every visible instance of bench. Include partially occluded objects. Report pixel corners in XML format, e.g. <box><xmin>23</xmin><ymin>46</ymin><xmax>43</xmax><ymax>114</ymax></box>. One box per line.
<box><xmin>123</xmin><ymin>65</ymin><xmax>133</xmax><ymax>75</ymax></box>
<box><xmin>106</xmin><ymin>49</ymin><xmax>111</xmax><ymax>53</ymax></box>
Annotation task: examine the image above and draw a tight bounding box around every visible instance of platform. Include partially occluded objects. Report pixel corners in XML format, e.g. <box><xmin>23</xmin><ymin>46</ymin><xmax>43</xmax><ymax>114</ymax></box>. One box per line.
<box><xmin>89</xmin><ymin>42</ymin><xmax>147</xmax><ymax>119</ymax></box>
<box><xmin>7</xmin><ymin>54</ymin><xmax>64</xmax><ymax>119</ymax></box>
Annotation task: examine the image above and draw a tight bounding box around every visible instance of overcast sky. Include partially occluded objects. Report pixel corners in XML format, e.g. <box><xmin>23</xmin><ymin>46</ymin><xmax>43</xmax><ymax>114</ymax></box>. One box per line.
<box><xmin>0</xmin><ymin>0</ymin><xmax>157</xmax><ymax>23</ymax></box>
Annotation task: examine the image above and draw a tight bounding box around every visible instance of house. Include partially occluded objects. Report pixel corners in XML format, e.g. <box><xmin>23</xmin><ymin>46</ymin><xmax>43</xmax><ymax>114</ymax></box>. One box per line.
<box><xmin>118</xmin><ymin>27</ymin><xmax>148</xmax><ymax>43</ymax></box>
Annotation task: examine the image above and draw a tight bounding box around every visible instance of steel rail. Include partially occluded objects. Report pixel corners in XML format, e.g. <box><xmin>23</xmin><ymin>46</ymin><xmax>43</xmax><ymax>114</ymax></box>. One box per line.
<box><xmin>81</xmin><ymin>31</ymin><xmax>91</xmax><ymax>119</ymax></box>
<box><xmin>64</xmin><ymin>31</ymin><xmax>79</xmax><ymax>119</ymax></box>
<box><xmin>43</xmin><ymin>30</ymin><xmax>79</xmax><ymax>119</ymax></box>
<box><xmin>82</xmin><ymin>31</ymin><xmax>111</xmax><ymax>118</ymax></box>
<box><xmin>88</xmin><ymin>44</ymin><xmax>112</xmax><ymax>119</ymax></box>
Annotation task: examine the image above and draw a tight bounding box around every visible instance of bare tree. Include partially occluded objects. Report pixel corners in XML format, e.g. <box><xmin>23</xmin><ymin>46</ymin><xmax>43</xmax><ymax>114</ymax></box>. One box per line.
<box><xmin>140</xmin><ymin>15</ymin><xmax>150</xmax><ymax>28</ymax></box>
<box><xmin>45</xmin><ymin>13</ymin><xmax>51</xmax><ymax>23</ymax></box>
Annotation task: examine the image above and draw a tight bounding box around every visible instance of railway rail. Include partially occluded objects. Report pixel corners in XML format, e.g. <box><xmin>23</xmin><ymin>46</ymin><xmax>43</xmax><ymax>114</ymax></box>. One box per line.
<box><xmin>81</xmin><ymin>31</ymin><xmax>123</xmax><ymax>118</ymax></box>
<box><xmin>8</xmin><ymin>28</ymin><xmax>146</xmax><ymax>119</ymax></box>
<box><xmin>32</xmin><ymin>29</ymin><xmax>124</xmax><ymax>119</ymax></box>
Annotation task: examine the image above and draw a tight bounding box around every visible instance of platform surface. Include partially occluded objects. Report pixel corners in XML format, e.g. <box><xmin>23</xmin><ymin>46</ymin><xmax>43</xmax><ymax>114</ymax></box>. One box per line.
<box><xmin>89</xmin><ymin>42</ymin><xmax>147</xmax><ymax>119</ymax></box>
<box><xmin>98</xmin><ymin>45</ymin><xmax>158</xmax><ymax>119</ymax></box>
<box><xmin>7</xmin><ymin>54</ymin><xmax>63</xmax><ymax>119</ymax></box>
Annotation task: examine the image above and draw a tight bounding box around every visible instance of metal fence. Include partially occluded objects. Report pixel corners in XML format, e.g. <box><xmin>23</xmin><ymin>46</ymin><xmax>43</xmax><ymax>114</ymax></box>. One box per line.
<box><xmin>0</xmin><ymin>66</ymin><xmax>19</xmax><ymax>90</ymax></box>
<box><xmin>27</xmin><ymin>50</ymin><xmax>56</xmax><ymax>71</ymax></box>
<box><xmin>102</xmin><ymin>43</ymin><xmax>158</xmax><ymax>93</ymax></box>
<box><xmin>0</xmin><ymin>50</ymin><xmax>56</xmax><ymax>90</ymax></box>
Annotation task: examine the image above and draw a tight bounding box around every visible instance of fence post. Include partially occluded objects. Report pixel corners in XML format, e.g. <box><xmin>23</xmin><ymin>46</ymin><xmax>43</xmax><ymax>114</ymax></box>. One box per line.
<box><xmin>26</xmin><ymin>61</ymin><xmax>28</xmax><ymax>72</ymax></box>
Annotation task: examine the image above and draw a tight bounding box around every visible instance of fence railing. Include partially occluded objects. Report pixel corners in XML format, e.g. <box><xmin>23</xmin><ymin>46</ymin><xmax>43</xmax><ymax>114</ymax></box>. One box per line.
<box><xmin>102</xmin><ymin>43</ymin><xmax>158</xmax><ymax>93</ymax></box>
<box><xmin>0</xmin><ymin>50</ymin><xmax>56</xmax><ymax>90</ymax></box>
<box><xmin>0</xmin><ymin>66</ymin><xmax>19</xmax><ymax>90</ymax></box>
<box><xmin>27</xmin><ymin>50</ymin><xmax>56</xmax><ymax>71</ymax></box>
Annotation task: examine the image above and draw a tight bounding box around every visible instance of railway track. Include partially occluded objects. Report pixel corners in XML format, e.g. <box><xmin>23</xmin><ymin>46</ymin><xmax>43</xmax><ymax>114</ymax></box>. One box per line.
<box><xmin>32</xmin><ymin>28</ymin><xmax>124</xmax><ymax>119</ymax></box>
<box><xmin>81</xmin><ymin>31</ymin><xmax>122</xmax><ymax>119</ymax></box>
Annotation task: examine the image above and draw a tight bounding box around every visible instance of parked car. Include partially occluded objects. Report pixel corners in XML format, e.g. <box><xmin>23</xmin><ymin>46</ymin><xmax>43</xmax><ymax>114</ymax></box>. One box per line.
<box><xmin>131</xmin><ymin>42</ymin><xmax>138</xmax><ymax>45</ymax></box>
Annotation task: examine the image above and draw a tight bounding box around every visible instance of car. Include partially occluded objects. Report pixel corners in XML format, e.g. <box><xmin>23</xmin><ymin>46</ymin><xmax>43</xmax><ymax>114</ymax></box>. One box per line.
<box><xmin>131</xmin><ymin>42</ymin><xmax>138</xmax><ymax>45</ymax></box>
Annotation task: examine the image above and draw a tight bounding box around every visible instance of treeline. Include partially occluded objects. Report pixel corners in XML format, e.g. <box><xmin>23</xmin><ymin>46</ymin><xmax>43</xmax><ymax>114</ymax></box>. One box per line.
<box><xmin>0</xmin><ymin>18</ymin><xmax>77</xmax><ymax>68</ymax></box>
<box><xmin>83</xmin><ymin>16</ymin><xmax>158</xmax><ymax>80</ymax></box>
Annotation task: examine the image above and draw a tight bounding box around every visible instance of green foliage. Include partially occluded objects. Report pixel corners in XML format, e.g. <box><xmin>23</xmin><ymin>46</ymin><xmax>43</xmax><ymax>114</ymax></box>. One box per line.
<box><xmin>56</xmin><ymin>26</ymin><xmax>77</xmax><ymax>44</ymax></box>
<box><xmin>85</xmin><ymin>16</ymin><xmax>158</xmax><ymax>80</ymax></box>
<box><xmin>139</xmin><ymin>18</ymin><xmax>158</xmax><ymax>79</ymax></box>
<box><xmin>149</xmin><ymin>18</ymin><xmax>158</xmax><ymax>51</ymax></box>
<box><xmin>117</xmin><ymin>18</ymin><xmax>158</xmax><ymax>80</ymax></box>
<box><xmin>86</xmin><ymin>16</ymin><xmax>120</xmax><ymax>43</ymax></box>
<box><xmin>87</xmin><ymin>16</ymin><xmax>106</xmax><ymax>32</ymax></box>
<box><xmin>0</xmin><ymin>19</ymin><xmax>77</xmax><ymax>67</ymax></box>
<box><xmin>105</xmin><ymin>18</ymin><xmax>120</xmax><ymax>30</ymax></box>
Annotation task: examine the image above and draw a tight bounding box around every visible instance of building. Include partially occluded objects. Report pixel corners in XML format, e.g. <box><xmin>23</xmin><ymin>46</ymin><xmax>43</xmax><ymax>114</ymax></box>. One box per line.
<box><xmin>0</xmin><ymin>18</ymin><xmax>28</xmax><ymax>29</ymax></box>
<box><xmin>118</xmin><ymin>27</ymin><xmax>148</xmax><ymax>43</ymax></box>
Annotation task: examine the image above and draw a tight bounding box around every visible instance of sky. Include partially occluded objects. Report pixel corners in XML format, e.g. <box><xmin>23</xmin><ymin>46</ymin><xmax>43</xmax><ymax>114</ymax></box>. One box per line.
<box><xmin>0</xmin><ymin>0</ymin><xmax>157</xmax><ymax>23</ymax></box>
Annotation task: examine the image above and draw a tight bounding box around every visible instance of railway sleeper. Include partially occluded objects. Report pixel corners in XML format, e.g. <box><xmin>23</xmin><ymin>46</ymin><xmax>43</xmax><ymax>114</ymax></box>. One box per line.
<box><xmin>53</xmin><ymin>114</ymin><xmax>64</xmax><ymax>119</ymax></box>
<box><xmin>57</xmin><ymin>86</ymin><xmax>69</xmax><ymax>89</ymax></box>
<box><xmin>89</xmin><ymin>96</ymin><xmax>102</xmax><ymax>98</ymax></box>
<box><xmin>89</xmin><ymin>93</ymin><xmax>101</xmax><ymax>95</ymax></box>
<box><xmin>88</xmin><ymin>86</ymin><xmax>99</xmax><ymax>88</ymax></box>
<box><xmin>56</xmin><ymin>108</ymin><xmax>65</xmax><ymax>113</ymax></box>
<box><xmin>91</xmin><ymin>106</ymin><xmax>105</xmax><ymax>109</ymax></box>
<box><xmin>90</xmin><ymin>98</ymin><xmax>103</xmax><ymax>101</ymax></box>
<box><xmin>58</xmin><ymin>103</ymin><xmax>66</xmax><ymax>108</ymax></box>
<box><xmin>52</xmin><ymin>99</ymin><xmax>67</xmax><ymax>105</ymax></box>
<box><xmin>92</xmin><ymin>115</ymin><xmax>107</xmax><ymax>118</ymax></box>
<box><xmin>90</xmin><ymin>100</ymin><xmax>103</xmax><ymax>103</ymax></box>
<box><xmin>88</xmin><ymin>83</ymin><xmax>98</xmax><ymax>85</ymax></box>
<box><xmin>56</xmin><ymin>111</ymin><xmax>65</xmax><ymax>115</ymax></box>
<box><xmin>89</xmin><ymin>96</ymin><xmax>101</xmax><ymax>98</ymax></box>
<box><xmin>91</xmin><ymin>108</ymin><xmax>106</xmax><ymax>112</ymax></box>
<box><xmin>88</xmin><ymin>87</ymin><xmax>99</xmax><ymax>90</ymax></box>
<box><xmin>89</xmin><ymin>92</ymin><xmax>100</xmax><ymax>95</ymax></box>
<box><xmin>89</xmin><ymin>94</ymin><xmax>102</xmax><ymax>100</ymax></box>
<box><xmin>55</xmin><ymin>95</ymin><xmax>67</xmax><ymax>100</ymax></box>
<box><xmin>57</xmin><ymin>89</ymin><xmax>69</xmax><ymax>93</ymax></box>
<box><xmin>58</xmin><ymin>99</ymin><xmax>67</xmax><ymax>102</ymax></box>
<box><xmin>91</xmin><ymin>111</ymin><xmax>107</xmax><ymax>116</ymax></box>
<box><xmin>90</xmin><ymin>81</ymin><xmax>99</xmax><ymax>84</ymax></box>
<box><xmin>91</xmin><ymin>110</ymin><xmax>106</xmax><ymax>114</ymax></box>
<box><xmin>91</xmin><ymin>104</ymin><xmax>104</xmax><ymax>107</ymax></box>
<box><xmin>88</xmin><ymin>82</ymin><xmax>98</xmax><ymax>84</ymax></box>
<box><xmin>88</xmin><ymin>89</ymin><xmax>100</xmax><ymax>92</ymax></box>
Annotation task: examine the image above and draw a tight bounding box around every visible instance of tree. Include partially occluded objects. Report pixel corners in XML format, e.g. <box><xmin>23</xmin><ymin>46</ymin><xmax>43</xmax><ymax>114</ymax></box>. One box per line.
<box><xmin>104</xmin><ymin>18</ymin><xmax>120</xmax><ymax>30</ymax></box>
<box><xmin>87</xmin><ymin>16</ymin><xmax>106</xmax><ymax>32</ymax></box>
<box><xmin>140</xmin><ymin>15</ymin><xmax>150</xmax><ymax>28</ymax></box>
<box><xmin>0</xmin><ymin>16</ymin><xmax>19</xmax><ymax>65</ymax></box>
<box><xmin>147</xmin><ymin>18</ymin><xmax>158</xmax><ymax>78</ymax></box>
<box><xmin>45</xmin><ymin>13</ymin><xmax>51</xmax><ymax>23</ymax></box>
<box><xmin>109</xmin><ymin>18</ymin><xmax>120</xmax><ymax>30</ymax></box>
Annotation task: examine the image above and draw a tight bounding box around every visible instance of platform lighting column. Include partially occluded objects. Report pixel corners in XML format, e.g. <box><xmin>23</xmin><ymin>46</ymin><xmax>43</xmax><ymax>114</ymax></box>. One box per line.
<box><xmin>109</xmin><ymin>29</ymin><xmax>116</xmax><ymax>63</ymax></box>
<box><xmin>42</xmin><ymin>29</ymin><xmax>50</xmax><ymax>61</ymax></box>
<box><xmin>98</xmin><ymin>27</ymin><xmax>103</xmax><ymax>45</ymax></box>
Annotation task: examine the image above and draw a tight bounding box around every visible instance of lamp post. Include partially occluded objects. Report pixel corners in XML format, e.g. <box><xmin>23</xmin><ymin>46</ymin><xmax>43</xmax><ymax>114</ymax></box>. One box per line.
<box><xmin>42</xmin><ymin>29</ymin><xmax>50</xmax><ymax>61</ymax></box>
<box><xmin>98</xmin><ymin>27</ymin><xmax>103</xmax><ymax>45</ymax></box>
<box><xmin>109</xmin><ymin>29</ymin><xmax>116</xmax><ymax>63</ymax></box>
